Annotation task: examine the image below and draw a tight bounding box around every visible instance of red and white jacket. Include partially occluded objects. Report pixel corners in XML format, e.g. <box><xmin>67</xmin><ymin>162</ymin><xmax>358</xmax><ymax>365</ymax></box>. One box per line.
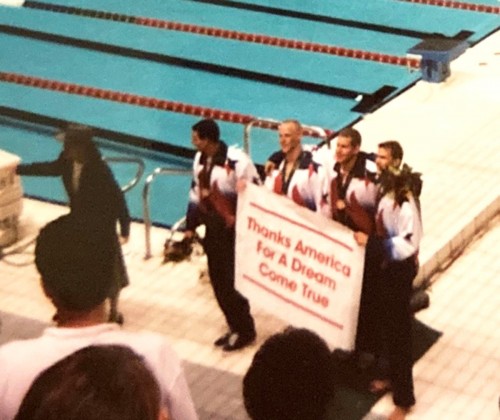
<box><xmin>375</xmin><ymin>193</ymin><xmax>423</xmax><ymax>261</ymax></box>
<box><xmin>329</xmin><ymin>152</ymin><xmax>378</xmax><ymax>234</ymax></box>
<box><xmin>264</xmin><ymin>149</ymin><xmax>329</xmax><ymax>215</ymax></box>
<box><xmin>186</xmin><ymin>141</ymin><xmax>260</xmax><ymax>231</ymax></box>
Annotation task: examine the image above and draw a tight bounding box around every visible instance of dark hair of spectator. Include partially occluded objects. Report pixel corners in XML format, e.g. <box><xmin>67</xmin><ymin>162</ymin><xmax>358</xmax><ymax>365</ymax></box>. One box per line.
<box><xmin>338</xmin><ymin>127</ymin><xmax>362</xmax><ymax>148</ymax></box>
<box><xmin>378</xmin><ymin>140</ymin><xmax>404</xmax><ymax>164</ymax></box>
<box><xmin>14</xmin><ymin>345</ymin><xmax>162</xmax><ymax>420</ymax></box>
<box><xmin>191</xmin><ymin>119</ymin><xmax>220</xmax><ymax>143</ymax></box>
<box><xmin>62</xmin><ymin>125</ymin><xmax>102</xmax><ymax>163</ymax></box>
<box><xmin>243</xmin><ymin>328</ymin><xmax>333</xmax><ymax>420</ymax></box>
<box><xmin>64</xmin><ymin>137</ymin><xmax>101</xmax><ymax>162</ymax></box>
<box><xmin>34</xmin><ymin>214</ymin><xmax>115</xmax><ymax>312</ymax></box>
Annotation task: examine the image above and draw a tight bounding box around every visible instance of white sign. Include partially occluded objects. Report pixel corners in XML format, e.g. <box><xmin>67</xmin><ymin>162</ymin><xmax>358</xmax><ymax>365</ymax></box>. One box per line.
<box><xmin>235</xmin><ymin>183</ymin><xmax>365</xmax><ymax>350</ymax></box>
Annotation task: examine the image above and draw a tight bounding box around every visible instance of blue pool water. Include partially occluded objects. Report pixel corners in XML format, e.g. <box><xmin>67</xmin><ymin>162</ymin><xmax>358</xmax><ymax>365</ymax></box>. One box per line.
<box><xmin>1</xmin><ymin>0</ymin><xmax>498</xmax><ymax>226</ymax></box>
<box><xmin>0</xmin><ymin>116</ymin><xmax>193</xmax><ymax>226</ymax></box>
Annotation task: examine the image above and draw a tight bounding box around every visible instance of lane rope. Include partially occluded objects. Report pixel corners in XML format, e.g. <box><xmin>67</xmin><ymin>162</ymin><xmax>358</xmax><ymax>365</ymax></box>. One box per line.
<box><xmin>0</xmin><ymin>71</ymin><xmax>334</xmax><ymax>138</ymax></box>
<box><xmin>23</xmin><ymin>1</ymin><xmax>420</xmax><ymax>68</ymax></box>
<box><xmin>396</xmin><ymin>0</ymin><xmax>499</xmax><ymax>14</ymax></box>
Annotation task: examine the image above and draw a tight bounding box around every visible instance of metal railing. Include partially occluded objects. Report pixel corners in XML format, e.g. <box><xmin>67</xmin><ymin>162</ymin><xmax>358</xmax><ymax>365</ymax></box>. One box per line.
<box><xmin>103</xmin><ymin>156</ymin><xmax>145</xmax><ymax>193</ymax></box>
<box><xmin>243</xmin><ymin>117</ymin><xmax>279</xmax><ymax>155</ymax></box>
<box><xmin>243</xmin><ymin>117</ymin><xmax>330</xmax><ymax>157</ymax></box>
<box><xmin>142</xmin><ymin>167</ymin><xmax>191</xmax><ymax>259</ymax></box>
<box><xmin>302</xmin><ymin>123</ymin><xmax>330</xmax><ymax>147</ymax></box>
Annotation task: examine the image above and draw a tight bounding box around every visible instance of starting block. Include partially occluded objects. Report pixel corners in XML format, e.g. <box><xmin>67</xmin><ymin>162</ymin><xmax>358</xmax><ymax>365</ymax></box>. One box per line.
<box><xmin>408</xmin><ymin>38</ymin><xmax>469</xmax><ymax>83</ymax></box>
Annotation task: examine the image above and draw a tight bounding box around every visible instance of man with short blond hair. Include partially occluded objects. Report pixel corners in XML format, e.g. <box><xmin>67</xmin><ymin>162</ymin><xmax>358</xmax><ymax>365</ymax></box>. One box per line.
<box><xmin>264</xmin><ymin>119</ymin><xmax>328</xmax><ymax>214</ymax></box>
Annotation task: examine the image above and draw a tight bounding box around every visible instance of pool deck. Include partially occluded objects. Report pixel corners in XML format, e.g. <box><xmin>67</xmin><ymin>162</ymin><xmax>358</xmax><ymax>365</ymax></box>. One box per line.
<box><xmin>1</xmin><ymin>29</ymin><xmax>499</xmax><ymax>420</ymax></box>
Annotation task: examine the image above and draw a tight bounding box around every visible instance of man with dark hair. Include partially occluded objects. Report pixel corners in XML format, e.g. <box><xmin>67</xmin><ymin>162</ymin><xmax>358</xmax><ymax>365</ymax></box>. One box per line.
<box><xmin>376</xmin><ymin>141</ymin><xmax>423</xmax><ymax>211</ymax></box>
<box><xmin>376</xmin><ymin>141</ymin><xmax>404</xmax><ymax>172</ymax></box>
<box><xmin>191</xmin><ymin>118</ymin><xmax>220</xmax><ymax>142</ymax></box>
<box><xmin>16</xmin><ymin>123</ymin><xmax>130</xmax><ymax>324</ymax></box>
<box><xmin>0</xmin><ymin>215</ymin><xmax>198</xmax><ymax>420</ymax></box>
<box><xmin>329</xmin><ymin>127</ymin><xmax>380</xmax><ymax>362</ymax></box>
<box><xmin>330</xmin><ymin>127</ymin><xmax>378</xmax><ymax>234</ymax></box>
<box><xmin>354</xmin><ymin>140</ymin><xmax>423</xmax><ymax>420</ymax></box>
<box><xmin>34</xmin><ymin>215</ymin><xmax>116</xmax><ymax>314</ymax></box>
<box><xmin>182</xmin><ymin>118</ymin><xmax>259</xmax><ymax>351</ymax></box>
<box><xmin>15</xmin><ymin>345</ymin><xmax>169</xmax><ymax>420</ymax></box>
<box><xmin>243</xmin><ymin>328</ymin><xmax>333</xmax><ymax>420</ymax></box>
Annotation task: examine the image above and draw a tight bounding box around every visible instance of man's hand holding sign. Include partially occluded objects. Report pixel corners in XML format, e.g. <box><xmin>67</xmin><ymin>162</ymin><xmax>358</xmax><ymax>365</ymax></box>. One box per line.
<box><xmin>235</xmin><ymin>183</ymin><xmax>365</xmax><ymax>350</ymax></box>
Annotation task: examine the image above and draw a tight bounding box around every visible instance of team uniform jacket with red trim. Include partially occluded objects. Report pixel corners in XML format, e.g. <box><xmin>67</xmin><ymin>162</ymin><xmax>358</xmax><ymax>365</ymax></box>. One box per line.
<box><xmin>330</xmin><ymin>152</ymin><xmax>378</xmax><ymax>234</ymax></box>
<box><xmin>375</xmin><ymin>194</ymin><xmax>423</xmax><ymax>261</ymax></box>
<box><xmin>365</xmin><ymin>191</ymin><xmax>423</xmax><ymax>410</ymax></box>
<box><xmin>186</xmin><ymin>141</ymin><xmax>260</xmax><ymax>231</ymax></box>
<box><xmin>264</xmin><ymin>149</ymin><xmax>329</xmax><ymax>215</ymax></box>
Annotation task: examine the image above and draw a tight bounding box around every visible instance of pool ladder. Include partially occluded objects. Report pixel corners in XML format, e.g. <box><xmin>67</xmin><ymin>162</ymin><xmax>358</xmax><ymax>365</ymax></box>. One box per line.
<box><xmin>142</xmin><ymin>167</ymin><xmax>192</xmax><ymax>259</ymax></box>
<box><xmin>141</xmin><ymin>118</ymin><xmax>330</xmax><ymax>259</ymax></box>
<box><xmin>103</xmin><ymin>156</ymin><xmax>145</xmax><ymax>193</ymax></box>
<box><xmin>104</xmin><ymin>156</ymin><xmax>189</xmax><ymax>260</ymax></box>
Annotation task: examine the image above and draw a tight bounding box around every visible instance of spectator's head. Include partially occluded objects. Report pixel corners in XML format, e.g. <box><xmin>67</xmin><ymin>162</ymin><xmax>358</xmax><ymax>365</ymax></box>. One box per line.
<box><xmin>14</xmin><ymin>345</ymin><xmax>168</xmax><ymax>420</ymax></box>
<box><xmin>278</xmin><ymin>120</ymin><xmax>302</xmax><ymax>157</ymax></box>
<box><xmin>243</xmin><ymin>328</ymin><xmax>333</xmax><ymax>420</ymax></box>
<box><xmin>57</xmin><ymin>124</ymin><xmax>100</xmax><ymax>163</ymax></box>
<box><xmin>35</xmin><ymin>214</ymin><xmax>115</xmax><ymax>313</ymax></box>
<box><xmin>335</xmin><ymin>127</ymin><xmax>361</xmax><ymax>166</ymax></box>
<box><xmin>376</xmin><ymin>140</ymin><xmax>404</xmax><ymax>172</ymax></box>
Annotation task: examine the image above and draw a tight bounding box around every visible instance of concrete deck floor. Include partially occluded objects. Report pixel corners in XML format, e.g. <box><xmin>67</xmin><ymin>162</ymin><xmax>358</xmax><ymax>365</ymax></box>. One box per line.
<box><xmin>0</xmin><ymin>29</ymin><xmax>499</xmax><ymax>420</ymax></box>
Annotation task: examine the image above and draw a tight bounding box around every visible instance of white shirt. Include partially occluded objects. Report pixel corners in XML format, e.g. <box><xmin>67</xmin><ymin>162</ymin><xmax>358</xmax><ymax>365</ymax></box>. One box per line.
<box><xmin>377</xmin><ymin>194</ymin><xmax>423</xmax><ymax>261</ymax></box>
<box><xmin>0</xmin><ymin>324</ymin><xmax>198</xmax><ymax>420</ymax></box>
<box><xmin>72</xmin><ymin>161</ymin><xmax>83</xmax><ymax>192</ymax></box>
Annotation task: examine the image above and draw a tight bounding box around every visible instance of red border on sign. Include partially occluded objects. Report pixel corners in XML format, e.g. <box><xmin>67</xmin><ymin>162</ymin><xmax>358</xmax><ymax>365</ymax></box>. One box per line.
<box><xmin>243</xmin><ymin>274</ymin><xmax>344</xmax><ymax>330</ymax></box>
<box><xmin>249</xmin><ymin>201</ymin><xmax>353</xmax><ymax>251</ymax></box>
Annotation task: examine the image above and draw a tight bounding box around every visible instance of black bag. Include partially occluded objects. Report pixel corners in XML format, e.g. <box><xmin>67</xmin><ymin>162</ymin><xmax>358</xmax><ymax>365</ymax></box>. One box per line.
<box><xmin>163</xmin><ymin>237</ymin><xmax>194</xmax><ymax>263</ymax></box>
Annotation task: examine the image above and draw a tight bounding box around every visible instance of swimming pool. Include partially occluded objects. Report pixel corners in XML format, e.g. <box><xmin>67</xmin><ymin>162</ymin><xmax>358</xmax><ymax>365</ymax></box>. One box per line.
<box><xmin>0</xmin><ymin>115</ymin><xmax>193</xmax><ymax>226</ymax></box>
<box><xmin>1</xmin><ymin>0</ymin><xmax>498</xmax><ymax>226</ymax></box>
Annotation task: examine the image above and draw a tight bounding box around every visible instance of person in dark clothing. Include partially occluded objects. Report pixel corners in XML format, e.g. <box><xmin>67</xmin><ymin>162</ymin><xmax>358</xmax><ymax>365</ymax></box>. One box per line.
<box><xmin>182</xmin><ymin>119</ymin><xmax>259</xmax><ymax>352</ymax></box>
<box><xmin>16</xmin><ymin>124</ymin><xmax>130</xmax><ymax>324</ymax></box>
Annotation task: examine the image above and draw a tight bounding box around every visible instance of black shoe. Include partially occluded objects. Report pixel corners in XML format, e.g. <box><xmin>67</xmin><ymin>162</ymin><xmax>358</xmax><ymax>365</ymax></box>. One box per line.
<box><xmin>356</xmin><ymin>351</ymin><xmax>376</xmax><ymax>370</ymax></box>
<box><xmin>222</xmin><ymin>332</ymin><xmax>256</xmax><ymax>352</ymax></box>
<box><xmin>109</xmin><ymin>312</ymin><xmax>124</xmax><ymax>326</ymax></box>
<box><xmin>214</xmin><ymin>332</ymin><xmax>232</xmax><ymax>347</ymax></box>
<box><xmin>332</xmin><ymin>349</ymin><xmax>354</xmax><ymax>362</ymax></box>
<box><xmin>410</xmin><ymin>290</ymin><xmax>430</xmax><ymax>313</ymax></box>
